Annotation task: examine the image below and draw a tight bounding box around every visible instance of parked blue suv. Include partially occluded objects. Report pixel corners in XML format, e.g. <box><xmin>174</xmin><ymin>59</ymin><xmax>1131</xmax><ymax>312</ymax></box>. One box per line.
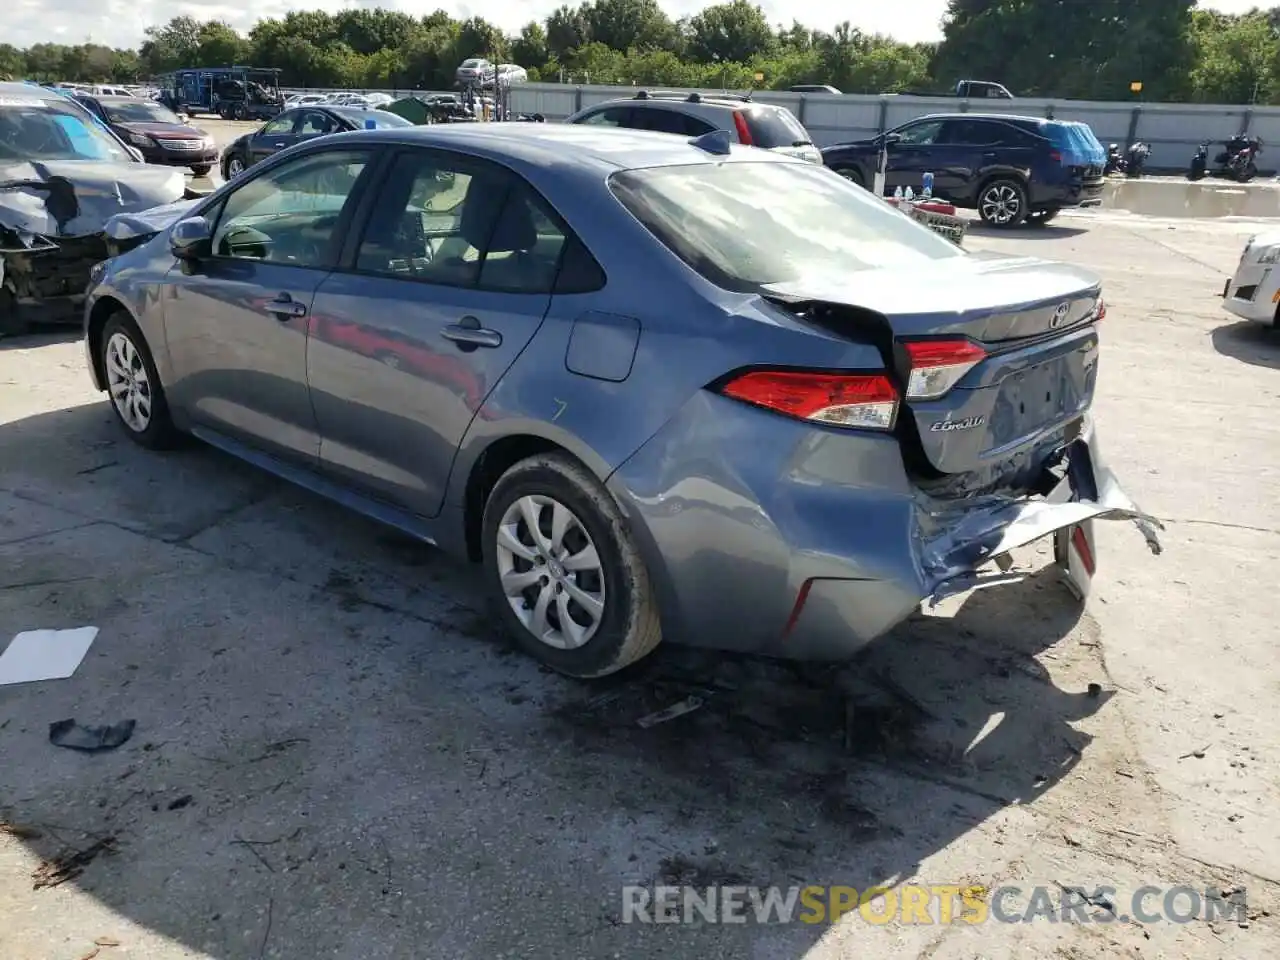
<box><xmin>821</xmin><ymin>113</ymin><xmax>1107</xmax><ymax>227</ymax></box>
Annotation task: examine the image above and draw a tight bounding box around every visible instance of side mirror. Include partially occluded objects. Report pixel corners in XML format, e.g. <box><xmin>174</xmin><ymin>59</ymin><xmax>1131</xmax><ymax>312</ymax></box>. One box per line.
<box><xmin>882</xmin><ymin>133</ymin><xmax>903</xmax><ymax>147</ymax></box>
<box><xmin>170</xmin><ymin>216</ymin><xmax>212</xmax><ymax>260</ymax></box>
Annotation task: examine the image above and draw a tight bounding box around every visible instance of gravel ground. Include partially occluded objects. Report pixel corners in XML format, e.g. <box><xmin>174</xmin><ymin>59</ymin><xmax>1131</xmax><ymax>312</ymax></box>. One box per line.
<box><xmin>0</xmin><ymin>200</ymin><xmax>1277</xmax><ymax>959</ymax></box>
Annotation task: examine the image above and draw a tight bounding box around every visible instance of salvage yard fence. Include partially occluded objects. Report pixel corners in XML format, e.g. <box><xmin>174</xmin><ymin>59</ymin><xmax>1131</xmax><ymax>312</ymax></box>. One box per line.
<box><xmin>284</xmin><ymin>83</ymin><xmax>1280</xmax><ymax>174</ymax></box>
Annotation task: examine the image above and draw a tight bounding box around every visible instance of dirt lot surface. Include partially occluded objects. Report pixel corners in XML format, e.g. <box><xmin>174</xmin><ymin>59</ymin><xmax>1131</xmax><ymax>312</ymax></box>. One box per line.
<box><xmin>0</xmin><ymin>209</ymin><xmax>1278</xmax><ymax>959</ymax></box>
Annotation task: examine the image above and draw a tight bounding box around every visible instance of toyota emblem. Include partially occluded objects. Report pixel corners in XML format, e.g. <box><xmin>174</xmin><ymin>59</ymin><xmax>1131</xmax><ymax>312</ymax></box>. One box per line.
<box><xmin>1050</xmin><ymin>302</ymin><xmax>1071</xmax><ymax>329</ymax></box>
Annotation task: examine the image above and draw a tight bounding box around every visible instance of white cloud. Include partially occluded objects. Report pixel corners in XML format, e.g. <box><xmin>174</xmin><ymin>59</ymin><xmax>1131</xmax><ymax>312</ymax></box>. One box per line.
<box><xmin>8</xmin><ymin>0</ymin><xmax>1266</xmax><ymax>50</ymax></box>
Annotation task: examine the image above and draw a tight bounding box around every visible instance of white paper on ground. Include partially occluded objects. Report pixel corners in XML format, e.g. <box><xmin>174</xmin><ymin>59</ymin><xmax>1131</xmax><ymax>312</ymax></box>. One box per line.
<box><xmin>0</xmin><ymin>627</ymin><xmax>100</xmax><ymax>686</ymax></box>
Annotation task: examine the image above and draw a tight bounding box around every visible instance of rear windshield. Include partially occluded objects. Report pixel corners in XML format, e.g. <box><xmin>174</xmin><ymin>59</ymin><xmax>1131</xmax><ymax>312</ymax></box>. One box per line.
<box><xmin>742</xmin><ymin>106</ymin><xmax>812</xmax><ymax>148</ymax></box>
<box><xmin>610</xmin><ymin>160</ymin><xmax>962</xmax><ymax>293</ymax></box>
<box><xmin>1043</xmin><ymin>121</ymin><xmax>1107</xmax><ymax>166</ymax></box>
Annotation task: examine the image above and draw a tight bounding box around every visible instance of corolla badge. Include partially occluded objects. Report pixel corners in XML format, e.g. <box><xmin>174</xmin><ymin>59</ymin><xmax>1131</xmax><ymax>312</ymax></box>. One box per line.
<box><xmin>930</xmin><ymin>415</ymin><xmax>986</xmax><ymax>433</ymax></box>
<box><xmin>1049</xmin><ymin>302</ymin><xmax>1071</xmax><ymax>329</ymax></box>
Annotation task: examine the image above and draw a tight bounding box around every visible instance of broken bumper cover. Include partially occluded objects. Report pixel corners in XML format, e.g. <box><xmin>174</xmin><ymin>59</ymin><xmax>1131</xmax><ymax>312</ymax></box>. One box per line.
<box><xmin>0</xmin><ymin>232</ymin><xmax>110</xmax><ymax>325</ymax></box>
<box><xmin>918</xmin><ymin>422</ymin><xmax>1163</xmax><ymax>606</ymax></box>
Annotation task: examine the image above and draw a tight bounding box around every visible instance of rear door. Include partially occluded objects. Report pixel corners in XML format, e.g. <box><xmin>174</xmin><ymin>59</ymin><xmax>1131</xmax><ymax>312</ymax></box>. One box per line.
<box><xmin>307</xmin><ymin>148</ymin><xmax>565</xmax><ymax>517</ymax></box>
<box><xmin>937</xmin><ymin>118</ymin><xmax>1028</xmax><ymax>200</ymax></box>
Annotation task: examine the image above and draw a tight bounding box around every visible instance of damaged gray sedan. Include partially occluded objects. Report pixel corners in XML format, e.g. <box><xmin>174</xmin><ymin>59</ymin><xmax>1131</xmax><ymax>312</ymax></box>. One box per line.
<box><xmin>0</xmin><ymin>83</ymin><xmax>189</xmax><ymax>335</ymax></box>
<box><xmin>83</xmin><ymin>125</ymin><xmax>1162</xmax><ymax>678</ymax></box>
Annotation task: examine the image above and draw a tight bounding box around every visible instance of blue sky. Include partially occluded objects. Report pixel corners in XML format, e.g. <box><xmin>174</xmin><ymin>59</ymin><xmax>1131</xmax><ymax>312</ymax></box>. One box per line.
<box><xmin>11</xmin><ymin>0</ymin><xmax>1268</xmax><ymax>51</ymax></box>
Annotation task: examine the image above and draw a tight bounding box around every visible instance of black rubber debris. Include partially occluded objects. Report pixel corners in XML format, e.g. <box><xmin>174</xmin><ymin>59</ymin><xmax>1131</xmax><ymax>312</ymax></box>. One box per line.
<box><xmin>48</xmin><ymin>719</ymin><xmax>137</xmax><ymax>753</ymax></box>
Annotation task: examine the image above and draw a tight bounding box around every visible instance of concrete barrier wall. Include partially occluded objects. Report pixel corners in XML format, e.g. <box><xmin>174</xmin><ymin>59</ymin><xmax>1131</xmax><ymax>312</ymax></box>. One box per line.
<box><xmin>282</xmin><ymin>83</ymin><xmax>1279</xmax><ymax>174</ymax></box>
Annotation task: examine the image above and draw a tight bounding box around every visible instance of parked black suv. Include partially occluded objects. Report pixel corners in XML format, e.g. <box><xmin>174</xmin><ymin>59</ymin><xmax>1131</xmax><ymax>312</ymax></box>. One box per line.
<box><xmin>822</xmin><ymin>113</ymin><xmax>1107</xmax><ymax>227</ymax></box>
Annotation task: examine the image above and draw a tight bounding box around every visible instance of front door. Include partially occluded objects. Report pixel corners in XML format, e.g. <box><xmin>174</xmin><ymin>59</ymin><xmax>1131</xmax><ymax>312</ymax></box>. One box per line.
<box><xmin>248</xmin><ymin>110</ymin><xmax>299</xmax><ymax>165</ymax></box>
<box><xmin>884</xmin><ymin>118</ymin><xmax>948</xmax><ymax>194</ymax></box>
<box><xmin>307</xmin><ymin>148</ymin><xmax>565</xmax><ymax>517</ymax></box>
<box><xmin>161</xmin><ymin>146</ymin><xmax>375</xmax><ymax>465</ymax></box>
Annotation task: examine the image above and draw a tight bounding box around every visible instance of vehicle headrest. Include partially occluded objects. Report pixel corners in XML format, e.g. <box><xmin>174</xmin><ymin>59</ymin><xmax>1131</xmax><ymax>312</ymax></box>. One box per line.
<box><xmin>458</xmin><ymin>181</ymin><xmax>536</xmax><ymax>253</ymax></box>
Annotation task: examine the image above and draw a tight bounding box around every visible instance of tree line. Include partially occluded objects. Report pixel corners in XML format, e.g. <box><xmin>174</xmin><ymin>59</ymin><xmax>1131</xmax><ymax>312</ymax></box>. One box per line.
<box><xmin>1</xmin><ymin>0</ymin><xmax>1278</xmax><ymax>104</ymax></box>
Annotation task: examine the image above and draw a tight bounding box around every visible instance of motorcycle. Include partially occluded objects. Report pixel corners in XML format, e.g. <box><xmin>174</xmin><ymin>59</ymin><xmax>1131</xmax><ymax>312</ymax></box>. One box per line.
<box><xmin>1188</xmin><ymin>141</ymin><xmax>1209</xmax><ymax>181</ymax></box>
<box><xmin>1223</xmin><ymin>134</ymin><xmax>1262</xmax><ymax>182</ymax></box>
<box><xmin>1125</xmin><ymin>142</ymin><xmax>1150</xmax><ymax>178</ymax></box>
<box><xmin>1105</xmin><ymin>143</ymin><xmax>1126</xmax><ymax>175</ymax></box>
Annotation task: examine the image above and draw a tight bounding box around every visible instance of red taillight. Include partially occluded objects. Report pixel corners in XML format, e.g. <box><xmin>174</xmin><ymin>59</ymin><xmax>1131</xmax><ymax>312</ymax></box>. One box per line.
<box><xmin>732</xmin><ymin>111</ymin><xmax>753</xmax><ymax>145</ymax></box>
<box><xmin>718</xmin><ymin>369</ymin><xmax>898</xmax><ymax>430</ymax></box>
<box><xmin>1071</xmin><ymin>525</ymin><xmax>1096</xmax><ymax>575</ymax></box>
<box><xmin>1049</xmin><ymin>149</ymin><xmax>1063</xmax><ymax>164</ymax></box>
<box><xmin>902</xmin><ymin>339</ymin><xmax>986</xmax><ymax>400</ymax></box>
<box><xmin>1095</xmin><ymin>298</ymin><xmax>1106</xmax><ymax>322</ymax></box>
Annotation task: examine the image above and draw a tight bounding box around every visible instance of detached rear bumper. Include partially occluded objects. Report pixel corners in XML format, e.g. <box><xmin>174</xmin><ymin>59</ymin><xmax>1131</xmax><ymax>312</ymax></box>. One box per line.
<box><xmin>610</xmin><ymin>395</ymin><xmax>1161</xmax><ymax>661</ymax></box>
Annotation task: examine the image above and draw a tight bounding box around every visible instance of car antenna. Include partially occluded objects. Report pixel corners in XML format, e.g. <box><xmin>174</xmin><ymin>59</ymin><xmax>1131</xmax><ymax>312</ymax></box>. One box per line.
<box><xmin>689</xmin><ymin>129</ymin><xmax>732</xmax><ymax>156</ymax></box>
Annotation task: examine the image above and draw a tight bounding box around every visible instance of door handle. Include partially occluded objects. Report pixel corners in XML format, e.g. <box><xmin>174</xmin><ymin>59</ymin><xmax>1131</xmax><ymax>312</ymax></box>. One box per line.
<box><xmin>264</xmin><ymin>294</ymin><xmax>307</xmax><ymax>319</ymax></box>
<box><xmin>273</xmin><ymin>142</ymin><xmax>287</xmax><ymax>148</ymax></box>
<box><xmin>983</xmin><ymin>151</ymin><xmax>999</xmax><ymax>160</ymax></box>
<box><xmin>441</xmin><ymin>316</ymin><xmax>502</xmax><ymax>349</ymax></box>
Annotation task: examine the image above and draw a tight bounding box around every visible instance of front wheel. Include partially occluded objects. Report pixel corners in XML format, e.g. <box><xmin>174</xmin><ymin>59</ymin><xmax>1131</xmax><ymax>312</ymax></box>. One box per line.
<box><xmin>190</xmin><ymin>164</ymin><xmax>211</xmax><ymax>177</ymax></box>
<box><xmin>977</xmin><ymin>178</ymin><xmax>1029</xmax><ymax>228</ymax></box>
<box><xmin>226</xmin><ymin>156</ymin><xmax>246</xmax><ymax>180</ymax></box>
<box><xmin>99</xmin><ymin>313</ymin><xmax>180</xmax><ymax>450</ymax></box>
<box><xmin>481</xmin><ymin>453</ymin><xmax>662</xmax><ymax>678</ymax></box>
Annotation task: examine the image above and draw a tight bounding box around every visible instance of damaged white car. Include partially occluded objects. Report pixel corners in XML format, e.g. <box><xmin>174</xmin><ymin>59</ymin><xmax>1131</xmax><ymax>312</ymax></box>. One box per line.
<box><xmin>0</xmin><ymin>83</ymin><xmax>191</xmax><ymax>336</ymax></box>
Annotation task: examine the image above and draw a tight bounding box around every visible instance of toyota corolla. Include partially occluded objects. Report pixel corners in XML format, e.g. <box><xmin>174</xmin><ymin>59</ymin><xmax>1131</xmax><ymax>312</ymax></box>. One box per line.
<box><xmin>82</xmin><ymin>124</ymin><xmax>1161</xmax><ymax>677</ymax></box>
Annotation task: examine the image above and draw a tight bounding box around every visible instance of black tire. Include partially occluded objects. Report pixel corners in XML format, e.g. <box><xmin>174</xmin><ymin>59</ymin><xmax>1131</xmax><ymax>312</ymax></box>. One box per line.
<box><xmin>225</xmin><ymin>154</ymin><xmax>247</xmax><ymax>180</ymax></box>
<box><xmin>1237</xmin><ymin>162</ymin><xmax>1258</xmax><ymax>183</ymax></box>
<box><xmin>977</xmin><ymin>177</ymin><xmax>1029</xmax><ymax>228</ymax></box>
<box><xmin>1026</xmin><ymin>207</ymin><xmax>1061</xmax><ymax>226</ymax></box>
<box><xmin>190</xmin><ymin>164</ymin><xmax>212</xmax><ymax>177</ymax></box>
<box><xmin>832</xmin><ymin>165</ymin><xmax>866</xmax><ymax>189</ymax></box>
<box><xmin>480</xmin><ymin>452</ymin><xmax>662</xmax><ymax>678</ymax></box>
<box><xmin>99</xmin><ymin>313</ymin><xmax>180</xmax><ymax>450</ymax></box>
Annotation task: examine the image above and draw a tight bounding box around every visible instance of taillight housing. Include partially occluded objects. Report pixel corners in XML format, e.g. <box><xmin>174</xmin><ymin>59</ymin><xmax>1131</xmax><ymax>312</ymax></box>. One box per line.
<box><xmin>717</xmin><ymin>369</ymin><xmax>898</xmax><ymax>430</ymax></box>
<box><xmin>1094</xmin><ymin>298</ymin><xmax>1106</xmax><ymax>322</ymax></box>
<box><xmin>902</xmin><ymin>338</ymin><xmax>986</xmax><ymax>400</ymax></box>
<box><xmin>732</xmin><ymin>111</ymin><xmax>754</xmax><ymax>145</ymax></box>
<box><xmin>1049</xmin><ymin>149</ymin><xmax>1063</xmax><ymax>164</ymax></box>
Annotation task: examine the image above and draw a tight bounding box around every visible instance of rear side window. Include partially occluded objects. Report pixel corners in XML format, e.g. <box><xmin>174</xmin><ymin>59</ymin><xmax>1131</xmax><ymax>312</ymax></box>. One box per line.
<box><xmin>578</xmin><ymin>106</ymin><xmax>631</xmax><ymax>127</ymax></box>
<box><xmin>740</xmin><ymin>106</ymin><xmax>811</xmax><ymax>148</ymax></box>
<box><xmin>631</xmin><ymin>107</ymin><xmax>714</xmax><ymax>137</ymax></box>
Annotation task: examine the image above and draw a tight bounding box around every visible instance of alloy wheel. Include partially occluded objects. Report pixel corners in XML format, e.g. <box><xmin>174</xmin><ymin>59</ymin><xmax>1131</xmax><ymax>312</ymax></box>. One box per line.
<box><xmin>228</xmin><ymin>157</ymin><xmax>245</xmax><ymax>178</ymax></box>
<box><xmin>104</xmin><ymin>331</ymin><xmax>152</xmax><ymax>433</ymax></box>
<box><xmin>495</xmin><ymin>494</ymin><xmax>605</xmax><ymax>650</ymax></box>
<box><xmin>980</xmin><ymin>184</ymin><xmax>1022</xmax><ymax>225</ymax></box>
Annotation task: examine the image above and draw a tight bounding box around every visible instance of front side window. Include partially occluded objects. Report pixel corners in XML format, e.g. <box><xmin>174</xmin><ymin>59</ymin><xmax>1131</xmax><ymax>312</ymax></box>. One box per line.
<box><xmin>610</xmin><ymin>160</ymin><xmax>962</xmax><ymax>293</ymax></box>
<box><xmin>261</xmin><ymin>113</ymin><xmax>296</xmax><ymax>136</ymax></box>
<box><xmin>297</xmin><ymin>111</ymin><xmax>335</xmax><ymax>135</ymax></box>
<box><xmin>577</xmin><ymin>107</ymin><xmax>630</xmax><ymax>127</ymax></box>
<box><xmin>212</xmin><ymin>149</ymin><xmax>370</xmax><ymax>266</ymax></box>
<box><xmin>894</xmin><ymin>119</ymin><xmax>945</xmax><ymax>146</ymax></box>
<box><xmin>0</xmin><ymin>97</ymin><xmax>132</xmax><ymax>163</ymax></box>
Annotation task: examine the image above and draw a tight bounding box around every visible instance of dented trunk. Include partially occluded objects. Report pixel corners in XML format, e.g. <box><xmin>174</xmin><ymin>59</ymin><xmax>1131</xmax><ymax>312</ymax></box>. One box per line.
<box><xmin>763</xmin><ymin>255</ymin><xmax>1105</xmax><ymax>492</ymax></box>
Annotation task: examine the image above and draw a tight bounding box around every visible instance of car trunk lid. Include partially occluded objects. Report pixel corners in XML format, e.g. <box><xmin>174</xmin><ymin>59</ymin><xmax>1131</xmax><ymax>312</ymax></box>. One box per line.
<box><xmin>762</xmin><ymin>255</ymin><xmax>1104</xmax><ymax>481</ymax></box>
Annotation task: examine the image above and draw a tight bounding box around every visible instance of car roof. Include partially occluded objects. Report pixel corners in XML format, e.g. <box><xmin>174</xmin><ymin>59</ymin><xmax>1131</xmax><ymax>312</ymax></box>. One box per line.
<box><xmin>0</xmin><ymin>81</ymin><xmax>67</xmax><ymax>104</ymax></box>
<box><xmin>911</xmin><ymin>112</ymin><xmax>1046</xmax><ymax>125</ymax></box>
<box><xmin>591</xmin><ymin>94</ymin><xmax>762</xmax><ymax>112</ymax></box>
<box><xmin>316</xmin><ymin>123</ymin><xmax>788</xmax><ymax>175</ymax></box>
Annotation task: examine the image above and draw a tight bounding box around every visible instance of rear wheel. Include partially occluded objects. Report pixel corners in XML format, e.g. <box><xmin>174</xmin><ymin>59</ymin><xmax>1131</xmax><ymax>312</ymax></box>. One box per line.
<box><xmin>99</xmin><ymin>313</ymin><xmax>180</xmax><ymax>450</ymax></box>
<box><xmin>481</xmin><ymin>452</ymin><xmax>662</xmax><ymax>678</ymax></box>
<box><xmin>1026</xmin><ymin>207</ymin><xmax>1061</xmax><ymax>226</ymax></box>
<box><xmin>190</xmin><ymin>164</ymin><xmax>211</xmax><ymax>177</ymax></box>
<box><xmin>232</xmin><ymin>103</ymin><xmax>248</xmax><ymax>121</ymax></box>
<box><xmin>978</xmin><ymin>178</ymin><xmax>1029</xmax><ymax>228</ymax></box>
<box><xmin>832</xmin><ymin>166</ymin><xmax>866</xmax><ymax>189</ymax></box>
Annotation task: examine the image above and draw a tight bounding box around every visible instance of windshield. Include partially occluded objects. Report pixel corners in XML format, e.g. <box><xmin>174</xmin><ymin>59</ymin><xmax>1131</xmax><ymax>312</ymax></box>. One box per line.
<box><xmin>610</xmin><ymin>160</ymin><xmax>962</xmax><ymax>292</ymax></box>
<box><xmin>104</xmin><ymin>100</ymin><xmax>182</xmax><ymax>125</ymax></box>
<box><xmin>0</xmin><ymin>96</ymin><xmax>132</xmax><ymax>164</ymax></box>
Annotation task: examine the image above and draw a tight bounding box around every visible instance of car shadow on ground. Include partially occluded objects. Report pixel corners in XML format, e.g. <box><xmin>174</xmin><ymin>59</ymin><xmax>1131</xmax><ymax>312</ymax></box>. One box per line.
<box><xmin>964</xmin><ymin>220</ymin><xmax>1091</xmax><ymax>239</ymax></box>
<box><xmin>0</xmin><ymin>327</ymin><xmax>83</xmax><ymax>351</ymax></box>
<box><xmin>1211</xmin><ymin>318</ymin><xmax>1280</xmax><ymax>370</ymax></box>
<box><xmin>0</xmin><ymin>401</ymin><xmax>1109</xmax><ymax>956</ymax></box>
